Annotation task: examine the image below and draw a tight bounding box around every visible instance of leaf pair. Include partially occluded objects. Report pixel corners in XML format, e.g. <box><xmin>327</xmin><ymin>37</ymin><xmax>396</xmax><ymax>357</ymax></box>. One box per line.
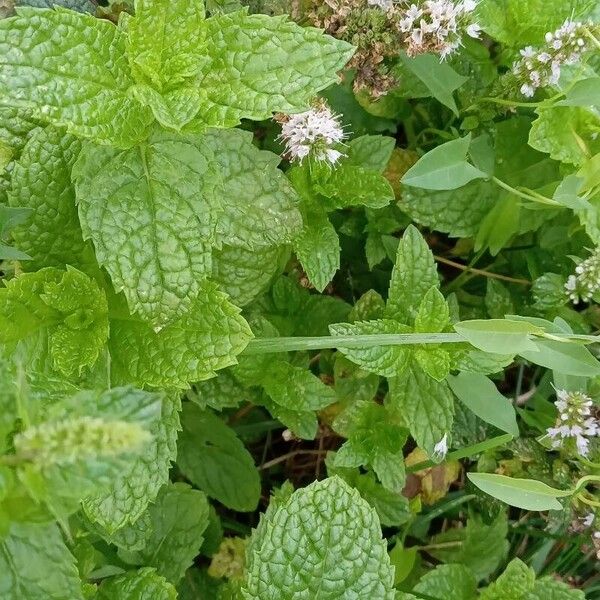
<box><xmin>0</xmin><ymin>3</ymin><xmax>354</xmax><ymax>146</ymax></box>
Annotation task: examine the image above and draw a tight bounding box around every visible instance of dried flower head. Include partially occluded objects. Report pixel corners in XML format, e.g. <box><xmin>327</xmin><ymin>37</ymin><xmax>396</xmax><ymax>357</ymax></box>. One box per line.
<box><xmin>276</xmin><ymin>102</ymin><xmax>347</xmax><ymax>165</ymax></box>
<box><xmin>564</xmin><ymin>247</ymin><xmax>600</xmax><ymax>304</ymax></box>
<box><xmin>397</xmin><ymin>0</ymin><xmax>481</xmax><ymax>59</ymax></box>
<box><xmin>512</xmin><ymin>20</ymin><xmax>595</xmax><ymax>97</ymax></box>
<box><xmin>545</xmin><ymin>390</ymin><xmax>599</xmax><ymax>457</ymax></box>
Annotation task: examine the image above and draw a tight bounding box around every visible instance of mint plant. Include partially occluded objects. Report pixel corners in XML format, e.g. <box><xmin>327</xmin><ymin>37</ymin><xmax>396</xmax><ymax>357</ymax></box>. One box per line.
<box><xmin>1</xmin><ymin>0</ymin><xmax>600</xmax><ymax>597</ymax></box>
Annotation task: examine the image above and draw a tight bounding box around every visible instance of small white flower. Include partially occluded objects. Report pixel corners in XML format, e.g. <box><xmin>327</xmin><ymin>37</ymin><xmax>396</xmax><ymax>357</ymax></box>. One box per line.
<box><xmin>520</xmin><ymin>83</ymin><xmax>535</xmax><ymax>97</ymax></box>
<box><xmin>278</xmin><ymin>102</ymin><xmax>346</xmax><ymax>165</ymax></box>
<box><xmin>565</xmin><ymin>247</ymin><xmax>600</xmax><ymax>304</ymax></box>
<box><xmin>545</xmin><ymin>390</ymin><xmax>599</xmax><ymax>457</ymax></box>
<box><xmin>583</xmin><ymin>513</ymin><xmax>596</xmax><ymax>528</ymax></box>
<box><xmin>466</xmin><ymin>23</ymin><xmax>481</xmax><ymax>38</ymax></box>
<box><xmin>432</xmin><ymin>433</ymin><xmax>449</xmax><ymax>460</ymax></box>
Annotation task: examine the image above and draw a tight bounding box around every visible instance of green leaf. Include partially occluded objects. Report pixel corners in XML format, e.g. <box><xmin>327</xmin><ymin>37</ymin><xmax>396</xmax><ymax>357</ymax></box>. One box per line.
<box><xmin>448</xmin><ymin>372</ymin><xmax>519</xmax><ymax>437</ymax></box>
<box><xmin>121</xmin><ymin>483</ymin><xmax>210</xmax><ymax>584</ymax></box>
<box><xmin>401</xmin><ymin>179</ymin><xmax>497</xmax><ymax>238</ymax></box>
<box><xmin>212</xmin><ymin>244</ymin><xmax>288</xmax><ymax>308</ymax></box>
<box><xmin>485</xmin><ymin>280</ymin><xmax>514</xmax><ymax>319</ymax></box>
<box><xmin>386</xmin><ymin>225</ymin><xmax>439</xmax><ymax>323</ymax></box>
<box><xmin>126</xmin><ymin>0</ymin><xmax>206</xmax><ymax>89</ymax></box>
<box><xmin>530</xmin><ymin>577</ymin><xmax>586</xmax><ymax>599</ymax></box>
<box><xmin>387</xmin><ymin>363</ymin><xmax>454</xmax><ymax>455</ymax></box>
<box><xmin>414</xmin><ymin>346</ymin><xmax>451</xmax><ymax>381</ymax></box>
<box><xmin>329</xmin><ymin>319</ymin><xmax>411</xmax><ymax>377</ymax></box>
<box><xmin>262</xmin><ymin>360</ymin><xmax>336</xmax><ymax>412</ymax></box>
<box><xmin>315</xmin><ymin>164</ymin><xmax>395</xmax><ymax>210</ymax></box>
<box><xmin>400</xmin><ymin>54</ymin><xmax>468</xmax><ymax>115</ymax></box>
<box><xmin>242</xmin><ymin>477</ymin><xmax>396</xmax><ymax>599</ymax></box>
<box><xmin>413</xmin><ymin>564</ymin><xmax>477</xmax><ymax>600</ymax></box>
<box><xmin>479</xmin><ymin>558</ymin><xmax>535</xmax><ymax>600</ymax></box>
<box><xmin>519</xmin><ymin>338</ymin><xmax>600</xmax><ymax>377</ymax></box>
<box><xmin>185</xmin><ymin>11</ymin><xmax>354</xmax><ymax>129</ymax></box>
<box><xmin>294</xmin><ymin>208</ymin><xmax>340</xmax><ymax>292</ymax></box>
<box><xmin>74</xmin><ymin>128</ymin><xmax>300</xmax><ymax>326</ymax></box>
<box><xmin>467</xmin><ymin>473</ymin><xmax>572</xmax><ymax>511</ymax></box>
<box><xmin>414</xmin><ymin>286</ymin><xmax>450</xmax><ymax>333</ymax></box>
<box><xmin>7</xmin><ymin>126</ymin><xmax>96</xmax><ymax>272</ymax></box>
<box><xmin>0</xmin><ymin>521</ymin><xmax>83</xmax><ymax>600</ymax></box>
<box><xmin>428</xmin><ymin>513</ymin><xmax>509</xmax><ymax>581</ymax></box>
<box><xmin>96</xmin><ymin>568</ymin><xmax>177</xmax><ymax>600</ymax></box>
<box><xmin>476</xmin><ymin>0</ymin><xmax>592</xmax><ymax>46</ymax></box>
<box><xmin>16</xmin><ymin>386</ymin><xmax>160</xmax><ymax>517</ymax></box>
<box><xmin>109</xmin><ymin>281</ymin><xmax>252</xmax><ymax>389</ymax></box>
<box><xmin>0</xmin><ymin>7</ymin><xmax>153</xmax><ymax>147</ymax></box>
<box><xmin>557</xmin><ymin>77</ymin><xmax>600</xmax><ymax>108</ymax></box>
<box><xmin>454</xmin><ymin>319</ymin><xmax>543</xmax><ymax>354</ymax></box>
<box><xmin>402</xmin><ymin>135</ymin><xmax>487</xmax><ymax>190</ymax></box>
<box><xmin>176</xmin><ymin>404</ymin><xmax>260</xmax><ymax>511</ymax></box>
<box><xmin>332</xmin><ymin>402</ymin><xmax>407</xmax><ymax>492</ymax></box>
<box><xmin>15</xmin><ymin>0</ymin><xmax>95</xmax><ymax>11</ymax></box>
<box><xmin>0</xmin><ymin>267</ymin><xmax>108</xmax><ymax>376</ymax></box>
<box><xmin>82</xmin><ymin>393</ymin><xmax>181</xmax><ymax>534</ymax></box>
<box><xmin>529</xmin><ymin>106</ymin><xmax>600</xmax><ymax>167</ymax></box>
<box><xmin>346</xmin><ymin>135</ymin><xmax>395</xmax><ymax>173</ymax></box>
<box><xmin>329</xmin><ymin>465</ymin><xmax>410</xmax><ymax>527</ymax></box>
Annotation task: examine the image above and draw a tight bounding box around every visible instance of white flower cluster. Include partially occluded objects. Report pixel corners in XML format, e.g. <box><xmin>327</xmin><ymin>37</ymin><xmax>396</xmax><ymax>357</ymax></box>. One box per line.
<box><xmin>432</xmin><ymin>433</ymin><xmax>449</xmax><ymax>460</ymax></box>
<box><xmin>397</xmin><ymin>0</ymin><xmax>481</xmax><ymax>59</ymax></box>
<box><xmin>278</xmin><ymin>103</ymin><xmax>346</xmax><ymax>165</ymax></box>
<box><xmin>513</xmin><ymin>20</ymin><xmax>592</xmax><ymax>97</ymax></box>
<box><xmin>564</xmin><ymin>248</ymin><xmax>600</xmax><ymax>304</ymax></box>
<box><xmin>546</xmin><ymin>390</ymin><xmax>599</xmax><ymax>457</ymax></box>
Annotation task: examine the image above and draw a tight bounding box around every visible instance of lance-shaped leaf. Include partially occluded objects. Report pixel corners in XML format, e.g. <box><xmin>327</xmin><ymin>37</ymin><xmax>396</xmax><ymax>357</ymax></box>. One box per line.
<box><xmin>0</xmin><ymin>7</ymin><xmax>153</xmax><ymax>147</ymax></box>
<box><xmin>74</xmin><ymin>128</ymin><xmax>300</xmax><ymax>326</ymax></box>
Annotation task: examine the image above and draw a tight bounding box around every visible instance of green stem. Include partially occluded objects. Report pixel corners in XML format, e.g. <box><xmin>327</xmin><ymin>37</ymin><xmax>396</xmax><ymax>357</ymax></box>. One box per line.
<box><xmin>244</xmin><ymin>333</ymin><xmax>465</xmax><ymax>354</ymax></box>
<box><xmin>491</xmin><ymin>176</ymin><xmax>557</xmax><ymax>205</ymax></box>
<box><xmin>406</xmin><ymin>433</ymin><xmax>514</xmax><ymax>473</ymax></box>
<box><xmin>244</xmin><ymin>332</ymin><xmax>600</xmax><ymax>355</ymax></box>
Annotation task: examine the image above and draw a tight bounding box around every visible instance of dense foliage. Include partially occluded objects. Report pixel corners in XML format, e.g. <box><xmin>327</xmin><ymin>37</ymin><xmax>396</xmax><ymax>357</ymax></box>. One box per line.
<box><xmin>1</xmin><ymin>0</ymin><xmax>600</xmax><ymax>597</ymax></box>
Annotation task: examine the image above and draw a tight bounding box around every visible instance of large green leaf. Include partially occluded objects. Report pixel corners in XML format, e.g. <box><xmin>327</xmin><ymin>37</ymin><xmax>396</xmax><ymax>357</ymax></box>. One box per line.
<box><xmin>0</xmin><ymin>7</ymin><xmax>153</xmax><ymax>147</ymax></box>
<box><xmin>0</xmin><ymin>522</ymin><xmax>83</xmax><ymax>600</ymax></box>
<box><xmin>7</xmin><ymin>126</ymin><xmax>96</xmax><ymax>272</ymax></box>
<box><xmin>185</xmin><ymin>11</ymin><xmax>354</xmax><ymax>129</ymax></box>
<box><xmin>176</xmin><ymin>405</ymin><xmax>260</xmax><ymax>511</ymax></box>
<box><xmin>242</xmin><ymin>477</ymin><xmax>396</xmax><ymax>599</ymax></box>
<box><xmin>74</xmin><ymin>128</ymin><xmax>300</xmax><ymax>326</ymax></box>
<box><xmin>454</xmin><ymin>319</ymin><xmax>542</xmax><ymax>354</ymax></box>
